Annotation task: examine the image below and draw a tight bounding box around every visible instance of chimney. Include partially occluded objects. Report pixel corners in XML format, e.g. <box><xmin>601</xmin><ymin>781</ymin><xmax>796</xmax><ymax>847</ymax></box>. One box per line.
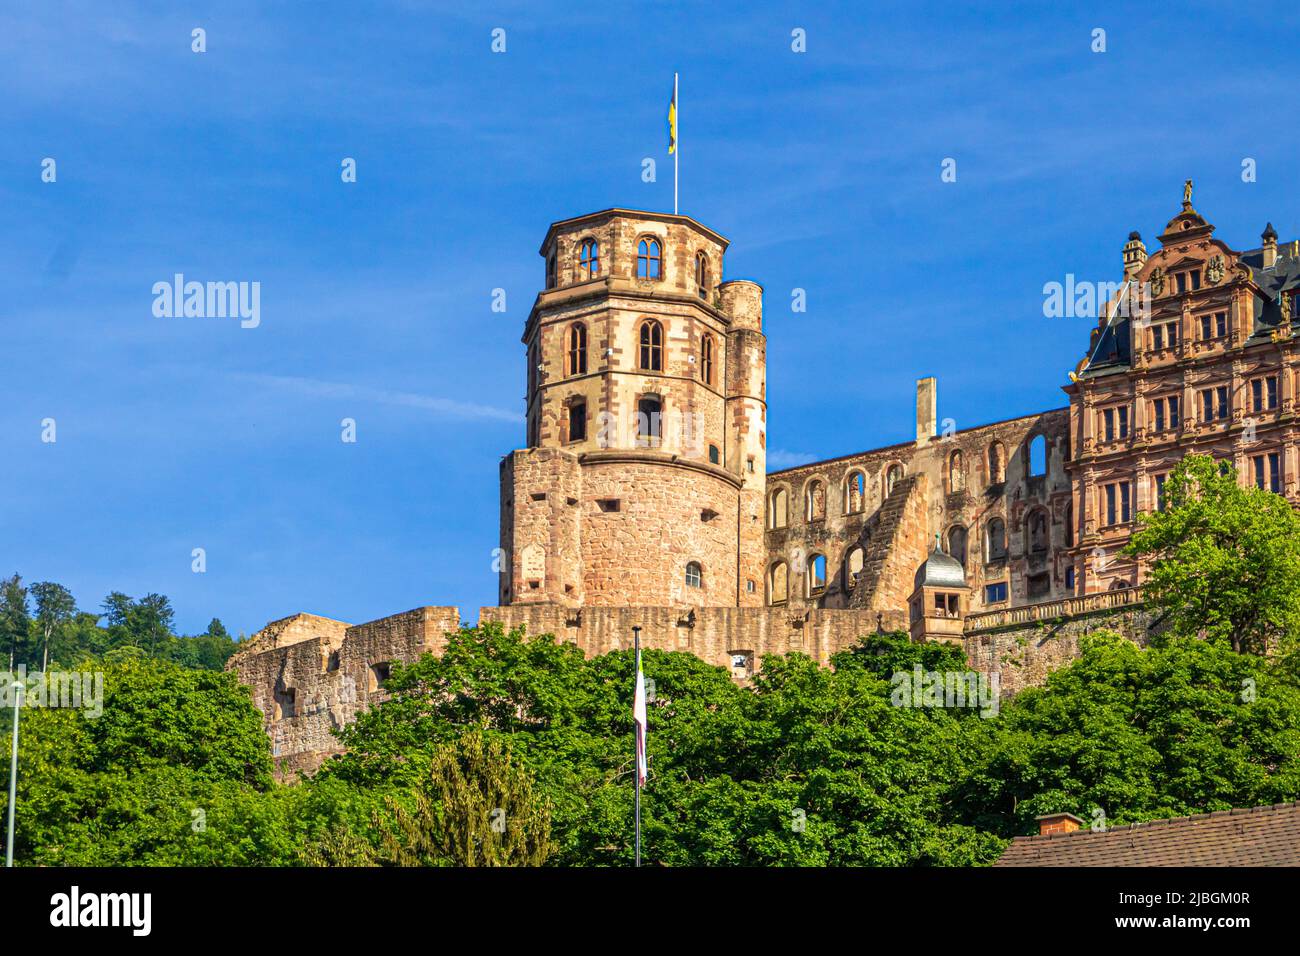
<box><xmin>1035</xmin><ymin>812</ymin><xmax>1085</xmax><ymax>836</ymax></box>
<box><xmin>1262</xmin><ymin>223</ymin><xmax>1278</xmax><ymax>269</ymax></box>
<box><xmin>1122</xmin><ymin>231</ymin><xmax>1147</xmax><ymax>278</ymax></box>
<box><xmin>915</xmin><ymin>377</ymin><xmax>936</xmax><ymax>446</ymax></box>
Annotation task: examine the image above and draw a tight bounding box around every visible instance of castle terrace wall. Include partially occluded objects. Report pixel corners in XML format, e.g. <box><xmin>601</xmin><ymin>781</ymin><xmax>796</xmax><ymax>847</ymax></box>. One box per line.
<box><xmin>227</xmin><ymin>606</ymin><xmax>461</xmax><ymax>780</ymax></box>
<box><xmin>230</xmin><ymin>594</ymin><xmax>1156</xmax><ymax>781</ymax></box>
<box><xmin>477</xmin><ymin>603</ymin><xmax>908</xmax><ymax>670</ymax></box>
<box><xmin>962</xmin><ymin>591</ymin><xmax>1156</xmax><ymax>696</ymax></box>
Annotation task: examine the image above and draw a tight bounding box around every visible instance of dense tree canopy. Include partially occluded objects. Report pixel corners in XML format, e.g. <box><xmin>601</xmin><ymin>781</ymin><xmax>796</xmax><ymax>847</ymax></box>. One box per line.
<box><xmin>0</xmin><ymin>574</ymin><xmax>239</xmax><ymax>672</ymax></box>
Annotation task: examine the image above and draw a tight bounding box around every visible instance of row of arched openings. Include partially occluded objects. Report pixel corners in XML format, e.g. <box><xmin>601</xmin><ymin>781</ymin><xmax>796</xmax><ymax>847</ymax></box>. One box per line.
<box><xmin>562</xmin><ymin>238</ymin><xmax>712</xmax><ymax>298</ymax></box>
<box><xmin>561</xmin><ymin>320</ymin><xmax>717</xmax><ymax>385</ymax></box>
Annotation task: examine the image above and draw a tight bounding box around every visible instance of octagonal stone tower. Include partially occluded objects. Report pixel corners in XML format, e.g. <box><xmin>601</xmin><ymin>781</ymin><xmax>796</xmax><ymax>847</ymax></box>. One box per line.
<box><xmin>499</xmin><ymin>208</ymin><xmax>767</xmax><ymax>608</ymax></box>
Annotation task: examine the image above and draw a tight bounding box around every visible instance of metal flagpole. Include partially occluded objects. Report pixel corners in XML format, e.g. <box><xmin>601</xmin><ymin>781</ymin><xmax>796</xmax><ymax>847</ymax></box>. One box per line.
<box><xmin>6</xmin><ymin>680</ymin><xmax>22</xmax><ymax>868</ymax></box>
<box><xmin>673</xmin><ymin>73</ymin><xmax>678</xmax><ymax>216</ymax></box>
<box><xmin>633</xmin><ymin>625</ymin><xmax>642</xmax><ymax>868</ymax></box>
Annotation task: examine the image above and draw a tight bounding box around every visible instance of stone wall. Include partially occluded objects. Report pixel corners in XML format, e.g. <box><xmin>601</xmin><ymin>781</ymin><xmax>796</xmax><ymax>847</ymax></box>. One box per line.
<box><xmin>477</xmin><ymin>603</ymin><xmax>907</xmax><ymax>672</ymax></box>
<box><xmin>227</xmin><ymin>606</ymin><xmax>461</xmax><ymax>780</ymax></box>
<box><xmin>230</xmin><ymin>594</ymin><xmax>1158</xmax><ymax>780</ymax></box>
<box><xmin>963</xmin><ymin>594</ymin><xmax>1157</xmax><ymax>696</ymax></box>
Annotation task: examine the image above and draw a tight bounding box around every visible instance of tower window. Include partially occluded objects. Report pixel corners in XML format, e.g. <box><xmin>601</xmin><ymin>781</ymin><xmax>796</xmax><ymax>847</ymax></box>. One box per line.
<box><xmin>637</xmin><ymin>396</ymin><xmax>662</xmax><ymax>445</ymax></box>
<box><xmin>637</xmin><ymin>238</ymin><xmax>662</xmax><ymax>279</ymax></box>
<box><xmin>545</xmin><ymin>253</ymin><xmax>556</xmax><ymax>289</ymax></box>
<box><xmin>578</xmin><ymin>238</ymin><xmax>600</xmax><ymax>279</ymax></box>
<box><xmin>685</xmin><ymin>561</ymin><xmax>703</xmax><ymax>588</ymax></box>
<box><xmin>708</xmin><ymin>444</ymin><xmax>720</xmax><ymax>464</ymax></box>
<box><xmin>639</xmin><ymin>320</ymin><xmax>664</xmax><ymax>371</ymax></box>
<box><xmin>700</xmin><ymin>334</ymin><xmax>714</xmax><ymax>385</ymax></box>
<box><xmin>695</xmin><ymin>252</ymin><xmax>710</xmax><ymax>298</ymax></box>
<box><xmin>568</xmin><ymin>323</ymin><xmax>588</xmax><ymax>375</ymax></box>
<box><xmin>567</xmin><ymin>400</ymin><xmax>586</xmax><ymax>442</ymax></box>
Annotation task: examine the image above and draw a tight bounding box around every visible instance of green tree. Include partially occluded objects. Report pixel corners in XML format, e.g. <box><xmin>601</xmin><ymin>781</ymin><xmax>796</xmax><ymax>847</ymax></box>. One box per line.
<box><xmin>0</xmin><ymin>574</ymin><xmax>32</xmax><ymax>670</ymax></box>
<box><xmin>1126</xmin><ymin>453</ymin><xmax>1300</xmax><ymax>657</ymax></box>
<box><xmin>101</xmin><ymin>592</ymin><xmax>176</xmax><ymax>657</ymax></box>
<box><xmin>956</xmin><ymin>630</ymin><xmax>1300</xmax><ymax>836</ymax></box>
<box><xmin>0</xmin><ymin>659</ymin><xmax>280</xmax><ymax>865</ymax></box>
<box><xmin>29</xmin><ymin>581</ymin><xmax>76</xmax><ymax>672</ymax></box>
<box><xmin>376</xmin><ymin>731</ymin><xmax>553</xmax><ymax>866</ymax></box>
<box><xmin>321</xmin><ymin>624</ymin><xmax>999</xmax><ymax>867</ymax></box>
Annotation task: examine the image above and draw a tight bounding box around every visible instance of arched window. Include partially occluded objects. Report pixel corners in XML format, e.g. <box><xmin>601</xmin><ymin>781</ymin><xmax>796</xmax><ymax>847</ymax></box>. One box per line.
<box><xmin>578</xmin><ymin>238</ymin><xmax>600</xmax><ymax>279</ymax></box>
<box><xmin>768</xmin><ymin>488</ymin><xmax>789</xmax><ymax>529</ymax></box>
<box><xmin>947</xmin><ymin>525</ymin><xmax>968</xmax><ymax>567</ymax></box>
<box><xmin>806</xmin><ymin>554</ymin><xmax>827</xmax><ymax>595</ymax></box>
<box><xmin>639</xmin><ymin>320</ymin><xmax>663</xmax><ymax>371</ymax></box>
<box><xmin>567</xmin><ymin>323</ymin><xmax>587</xmax><ymax>375</ymax></box>
<box><xmin>886</xmin><ymin>463</ymin><xmax>904</xmax><ymax>496</ymax></box>
<box><xmin>805</xmin><ymin>480</ymin><xmax>826</xmax><ymax>521</ymax></box>
<box><xmin>1028</xmin><ymin>509</ymin><xmax>1049</xmax><ymax>553</ymax></box>
<box><xmin>948</xmin><ymin>450</ymin><xmax>965</xmax><ymax>493</ymax></box>
<box><xmin>845</xmin><ymin>547</ymin><xmax>864</xmax><ymax>589</ymax></box>
<box><xmin>1028</xmin><ymin>435</ymin><xmax>1047</xmax><ymax>477</ymax></box>
<box><xmin>637</xmin><ymin>238</ymin><xmax>662</xmax><ymax>279</ymax></box>
<box><xmin>637</xmin><ymin>395</ymin><xmax>662</xmax><ymax>446</ymax></box>
<box><xmin>845</xmin><ymin>471</ymin><xmax>865</xmax><ymax>514</ymax></box>
<box><xmin>769</xmin><ymin>562</ymin><xmax>789</xmax><ymax>604</ymax></box>
<box><xmin>700</xmin><ymin>335</ymin><xmax>714</xmax><ymax>385</ymax></box>
<box><xmin>987</xmin><ymin>442</ymin><xmax>1005</xmax><ymax>484</ymax></box>
<box><xmin>545</xmin><ymin>253</ymin><xmax>556</xmax><ymax>289</ymax></box>
<box><xmin>685</xmin><ymin>561</ymin><xmax>703</xmax><ymax>588</ymax></box>
<box><xmin>986</xmin><ymin>517</ymin><xmax>1007</xmax><ymax>562</ymax></box>
<box><xmin>695</xmin><ymin>252</ymin><xmax>710</xmax><ymax>297</ymax></box>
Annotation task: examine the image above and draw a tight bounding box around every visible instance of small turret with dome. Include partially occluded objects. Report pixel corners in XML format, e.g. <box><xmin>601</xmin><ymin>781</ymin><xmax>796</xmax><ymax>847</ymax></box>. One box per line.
<box><xmin>909</xmin><ymin>536</ymin><xmax>970</xmax><ymax>645</ymax></box>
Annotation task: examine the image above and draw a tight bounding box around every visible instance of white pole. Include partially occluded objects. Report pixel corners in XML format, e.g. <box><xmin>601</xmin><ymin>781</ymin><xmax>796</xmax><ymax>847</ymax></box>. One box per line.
<box><xmin>673</xmin><ymin>72</ymin><xmax>679</xmax><ymax>216</ymax></box>
<box><xmin>5</xmin><ymin>681</ymin><xmax>22</xmax><ymax>868</ymax></box>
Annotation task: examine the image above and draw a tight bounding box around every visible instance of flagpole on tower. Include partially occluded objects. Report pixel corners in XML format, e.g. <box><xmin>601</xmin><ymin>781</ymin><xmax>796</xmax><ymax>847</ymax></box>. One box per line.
<box><xmin>632</xmin><ymin>625</ymin><xmax>643</xmax><ymax>867</ymax></box>
<box><xmin>673</xmin><ymin>72</ymin><xmax>679</xmax><ymax>216</ymax></box>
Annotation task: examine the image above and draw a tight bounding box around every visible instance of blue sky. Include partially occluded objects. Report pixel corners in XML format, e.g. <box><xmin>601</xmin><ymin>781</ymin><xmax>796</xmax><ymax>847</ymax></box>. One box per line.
<box><xmin>4</xmin><ymin>1</ymin><xmax>1300</xmax><ymax>638</ymax></box>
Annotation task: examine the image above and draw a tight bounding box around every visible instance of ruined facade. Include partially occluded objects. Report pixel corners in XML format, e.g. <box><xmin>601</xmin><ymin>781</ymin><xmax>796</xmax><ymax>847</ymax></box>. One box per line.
<box><xmin>229</xmin><ymin>194</ymin><xmax>1300</xmax><ymax>777</ymax></box>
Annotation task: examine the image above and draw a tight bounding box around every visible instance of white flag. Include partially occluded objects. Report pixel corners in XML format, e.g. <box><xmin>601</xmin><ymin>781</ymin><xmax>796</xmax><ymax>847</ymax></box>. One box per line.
<box><xmin>633</xmin><ymin>648</ymin><xmax>648</xmax><ymax>786</ymax></box>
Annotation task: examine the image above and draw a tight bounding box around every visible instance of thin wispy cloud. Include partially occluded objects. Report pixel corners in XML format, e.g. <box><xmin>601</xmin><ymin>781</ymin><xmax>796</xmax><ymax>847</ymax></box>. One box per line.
<box><xmin>236</xmin><ymin>372</ymin><xmax>520</xmax><ymax>424</ymax></box>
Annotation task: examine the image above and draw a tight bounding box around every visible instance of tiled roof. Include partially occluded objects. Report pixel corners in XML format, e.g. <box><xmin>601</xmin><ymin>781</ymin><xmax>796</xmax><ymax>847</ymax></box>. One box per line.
<box><xmin>995</xmin><ymin>802</ymin><xmax>1300</xmax><ymax>867</ymax></box>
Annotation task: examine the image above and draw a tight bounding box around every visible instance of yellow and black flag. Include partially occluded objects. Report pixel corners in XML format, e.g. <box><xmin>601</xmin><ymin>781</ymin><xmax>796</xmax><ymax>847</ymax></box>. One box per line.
<box><xmin>667</xmin><ymin>76</ymin><xmax>677</xmax><ymax>155</ymax></box>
